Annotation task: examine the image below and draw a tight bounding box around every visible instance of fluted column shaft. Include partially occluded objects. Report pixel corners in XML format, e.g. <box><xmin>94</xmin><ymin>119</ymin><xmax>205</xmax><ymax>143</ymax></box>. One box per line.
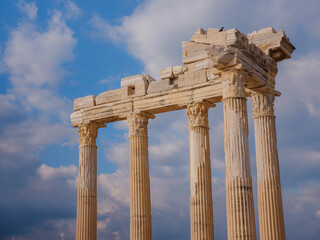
<box><xmin>76</xmin><ymin>122</ymin><xmax>105</xmax><ymax>240</ymax></box>
<box><xmin>187</xmin><ymin>102</ymin><xmax>215</xmax><ymax>240</ymax></box>
<box><xmin>128</xmin><ymin>112</ymin><xmax>155</xmax><ymax>240</ymax></box>
<box><xmin>222</xmin><ymin>71</ymin><xmax>257</xmax><ymax>240</ymax></box>
<box><xmin>251</xmin><ymin>93</ymin><xmax>285</xmax><ymax>240</ymax></box>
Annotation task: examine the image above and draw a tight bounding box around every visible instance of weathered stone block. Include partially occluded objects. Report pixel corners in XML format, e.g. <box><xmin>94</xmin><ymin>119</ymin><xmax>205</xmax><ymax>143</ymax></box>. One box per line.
<box><xmin>247</xmin><ymin>27</ymin><xmax>295</xmax><ymax>62</ymax></box>
<box><xmin>207</xmin><ymin>31</ymin><xmax>227</xmax><ymax>45</ymax></box>
<box><xmin>160</xmin><ymin>67</ymin><xmax>174</xmax><ymax>79</ymax></box>
<box><xmin>147</xmin><ymin>78</ymin><xmax>177</xmax><ymax>94</ymax></box>
<box><xmin>207</xmin><ymin>68</ymin><xmax>221</xmax><ymax>81</ymax></box>
<box><xmin>178</xmin><ymin>69</ymin><xmax>207</xmax><ymax>88</ymax></box>
<box><xmin>134</xmin><ymin>82</ymin><xmax>149</xmax><ymax>97</ymax></box>
<box><xmin>95</xmin><ymin>88</ymin><xmax>125</xmax><ymax>105</ymax></box>
<box><xmin>194</xmin><ymin>59</ymin><xmax>213</xmax><ymax>71</ymax></box>
<box><xmin>121</xmin><ymin>74</ymin><xmax>155</xmax><ymax>88</ymax></box>
<box><xmin>182</xmin><ymin>42</ymin><xmax>210</xmax><ymax>64</ymax></box>
<box><xmin>120</xmin><ymin>82</ymin><xmax>149</xmax><ymax>98</ymax></box>
<box><xmin>190</xmin><ymin>27</ymin><xmax>227</xmax><ymax>45</ymax></box>
<box><xmin>70</xmin><ymin>111</ymin><xmax>83</xmax><ymax>126</ymax></box>
<box><xmin>74</xmin><ymin>95</ymin><xmax>96</xmax><ymax>111</ymax></box>
<box><xmin>172</xmin><ymin>65</ymin><xmax>188</xmax><ymax>77</ymax></box>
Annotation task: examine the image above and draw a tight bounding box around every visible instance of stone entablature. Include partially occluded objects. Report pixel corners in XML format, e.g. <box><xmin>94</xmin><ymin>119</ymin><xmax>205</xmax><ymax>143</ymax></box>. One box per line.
<box><xmin>71</xmin><ymin>27</ymin><xmax>293</xmax><ymax>127</ymax></box>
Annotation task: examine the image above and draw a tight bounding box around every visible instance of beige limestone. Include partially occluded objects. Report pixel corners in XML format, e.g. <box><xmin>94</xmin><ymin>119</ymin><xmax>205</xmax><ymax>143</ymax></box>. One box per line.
<box><xmin>71</xmin><ymin>27</ymin><xmax>290</xmax><ymax>127</ymax></box>
<box><xmin>187</xmin><ymin>102</ymin><xmax>215</xmax><ymax>240</ymax></box>
<box><xmin>251</xmin><ymin>92</ymin><xmax>286</xmax><ymax>240</ymax></box>
<box><xmin>95</xmin><ymin>88</ymin><xmax>126</xmax><ymax>105</ymax></box>
<box><xmin>160</xmin><ymin>66</ymin><xmax>174</xmax><ymax>79</ymax></box>
<box><xmin>74</xmin><ymin>95</ymin><xmax>96</xmax><ymax>111</ymax></box>
<box><xmin>222</xmin><ymin>70</ymin><xmax>256</xmax><ymax>240</ymax></box>
<box><xmin>121</xmin><ymin>74</ymin><xmax>155</xmax><ymax>88</ymax></box>
<box><xmin>71</xmin><ymin>26</ymin><xmax>295</xmax><ymax>240</ymax></box>
<box><xmin>247</xmin><ymin>27</ymin><xmax>295</xmax><ymax>62</ymax></box>
<box><xmin>127</xmin><ymin>112</ymin><xmax>155</xmax><ymax>240</ymax></box>
<box><xmin>172</xmin><ymin>65</ymin><xmax>188</xmax><ymax>77</ymax></box>
<box><xmin>76</xmin><ymin>122</ymin><xmax>105</xmax><ymax>240</ymax></box>
<box><xmin>182</xmin><ymin>41</ymin><xmax>210</xmax><ymax>64</ymax></box>
<box><xmin>190</xmin><ymin>27</ymin><xmax>227</xmax><ymax>45</ymax></box>
<box><xmin>147</xmin><ymin>78</ymin><xmax>177</xmax><ymax>94</ymax></box>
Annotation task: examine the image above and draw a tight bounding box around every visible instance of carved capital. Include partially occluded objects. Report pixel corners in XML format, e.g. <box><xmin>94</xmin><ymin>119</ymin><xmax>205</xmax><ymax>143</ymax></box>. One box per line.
<box><xmin>186</xmin><ymin>102</ymin><xmax>214</xmax><ymax>129</ymax></box>
<box><xmin>78</xmin><ymin>122</ymin><xmax>106</xmax><ymax>146</ymax></box>
<box><xmin>127</xmin><ymin>112</ymin><xmax>155</xmax><ymax>137</ymax></box>
<box><xmin>221</xmin><ymin>70</ymin><xmax>247</xmax><ymax>99</ymax></box>
<box><xmin>251</xmin><ymin>92</ymin><xmax>275</xmax><ymax>118</ymax></box>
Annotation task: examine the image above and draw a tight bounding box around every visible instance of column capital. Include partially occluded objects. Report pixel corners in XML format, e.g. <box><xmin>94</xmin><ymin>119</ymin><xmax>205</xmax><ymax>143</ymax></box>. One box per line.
<box><xmin>251</xmin><ymin>92</ymin><xmax>275</xmax><ymax>118</ymax></box>
<box><xmin>78</xmin><ymin>122</ymin><xmax>106</xmax><ymax>146</ymax></box>
<box><xmin>127</xmin><ymin>112</ymin><xmax>155</xmax><ymax>137</ymax></box>
<box><xmin>186</xmin><ymin>101</ymin><xmax>215</xmax><ymax>129</ymax></box>
<box><xmin>221</xmin><ymin>70</ymin><xmax>247</xmax><ymax>99</ymax></box>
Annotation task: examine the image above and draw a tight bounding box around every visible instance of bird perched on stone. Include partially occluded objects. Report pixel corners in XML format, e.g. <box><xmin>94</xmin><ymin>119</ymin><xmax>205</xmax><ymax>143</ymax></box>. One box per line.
<box><xmin>219</xmin><ymin>27</ymin><xmax>224</xmax><ymax>32</ymax></box>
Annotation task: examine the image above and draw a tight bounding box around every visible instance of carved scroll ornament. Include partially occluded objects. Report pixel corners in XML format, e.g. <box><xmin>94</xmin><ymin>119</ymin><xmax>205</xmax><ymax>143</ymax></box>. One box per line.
<box><xmin>187</xmin><ymin>102</ymin><xmax>214</xmax><ymax>129</ymax></box>
<box><xmin>127</xmin><ymin>112</ymin><xmax>155</xmax><ymax>137</ymax></box>
<box><xmin>251</xmin><ymin>92</ymin><xmax>275</xmax><ymax>118</ymax></box>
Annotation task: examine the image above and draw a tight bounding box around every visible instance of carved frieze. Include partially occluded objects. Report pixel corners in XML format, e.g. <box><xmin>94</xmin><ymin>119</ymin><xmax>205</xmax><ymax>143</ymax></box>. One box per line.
<box><xmin>127</xmin><ymin>112</ymin><xmax>155</xmax><ymax>137</ymax></box>
<box><xmin>78</xmin><ymin>122</ymin><xmax>106</xmax><ymax>146</ymax></box>
<box><xmin>251</xmin><ymin>92</ymin><xmax>275</xmax><ymax>118</ymax></box>
<box><xmin>186</xmin><ymin>102</ymin><xmax>213</xmax><ymax>128</ymax></box>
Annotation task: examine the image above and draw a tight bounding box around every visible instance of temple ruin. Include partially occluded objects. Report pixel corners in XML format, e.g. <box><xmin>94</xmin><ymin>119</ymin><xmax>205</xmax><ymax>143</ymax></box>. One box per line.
<box><xmin>71</xmin><ymin>27</ymin><xmax>295</xmax><ymax>240</ymax></box>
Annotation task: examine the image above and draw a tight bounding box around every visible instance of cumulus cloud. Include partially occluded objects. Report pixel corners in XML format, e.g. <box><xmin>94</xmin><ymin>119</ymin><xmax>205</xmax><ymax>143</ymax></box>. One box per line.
<box><xmin>90</xmin><ymin>14</ymin><xmax>121</xmax><ymax>42</ymax></box>
<box><xmin>0</xmin><ymin>7</ymin><xmax>79</xmax><ymax>156</ymax></box>
<box><xmin>0</xmin><ymin>4</ymin><xmax>79</xmax><ymax>239</ymax></box>
<box><xmin>89</xmin><ymin>0</ymin><xmax>320</xmax><ymax>78</ymax></box>
<box><xmin>3</xmin><ymin>10</ymin><xmax>77</xmax><ymax>120</ymax></box>
<box><xmin>276</xmin><ymin>54</ymin><xmax>320</xmax><ymax>116</ymax></box>
<box><xmin>283</xmin><ymin>181</ymin><xmax>320</xmax><ymax>239</ymax></box>
<box><xmin>16</xmin><ymin>0</ymin><xmax>38</xmax><ymax>20</ymax></box>
<box><xmin>65</xmin><ymin>1</ymin><xmax>82</xmax><ymax>21</ymax></box>
<box><xmin>38</xmin><ymin>164</ymin><xmax>77</xmax><ymax>181</ymax></box>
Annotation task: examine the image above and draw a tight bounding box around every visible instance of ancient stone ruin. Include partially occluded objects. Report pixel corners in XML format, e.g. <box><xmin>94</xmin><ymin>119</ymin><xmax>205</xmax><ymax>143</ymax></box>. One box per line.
<box><xmin>71</xmin><ymin>27</ymin><xmax>295</xmax><ymax>240</ymax></box>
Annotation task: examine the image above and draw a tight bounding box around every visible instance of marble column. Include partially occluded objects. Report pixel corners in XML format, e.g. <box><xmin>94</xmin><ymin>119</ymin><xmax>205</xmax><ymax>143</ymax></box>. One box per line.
<box><xmin>76</xmin><ymin>122</ymin><xmax>105</xmax><ymax>240</ymax></box>
<box><xmin>251</xmin><ymin>92</ymin><xmax>285</xmax><ymax>240</ymax></box>
<box><xmin>222</xmin><ymin>71</ymin><xmax>257</xmax><ymax>240</ymax></box>
<box><xmin>187</xmin><ymin>102</ymin><xmax>215</xmax><ymax>240</ymax></box>
<box><xmin>128</xmin><ymin>112</ymin><xmax>155</xmax><ymax>240</ymax></box>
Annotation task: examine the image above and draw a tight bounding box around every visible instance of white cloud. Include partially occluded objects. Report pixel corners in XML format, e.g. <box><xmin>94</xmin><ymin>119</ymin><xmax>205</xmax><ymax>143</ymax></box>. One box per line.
<box><xmin>0</xmin><ymin>8</ymin><xmax>80</xmax><ymax>237</ymax></box>
<box><xmin>16</xmin><ymin>0</ymin><xmax>38</xmax><ymax>20</ymax></box>
<box><xmin>283</xmin><ymin>181</ymin><xmax>320</xmax><ymax>239</ymax></box>
<box><xmin>97</xmin><ymin>218</ymin><xmax>110</xmax><ymax>230</ymax></box>
<box><xmin>0</xmin><ymin>117</ymin><xmax>76</xmax><ymax>155</ymax></box>
<box><xmin>65</xmin><ymin>1</ymin><xmax>82</xmax><ymax>20</ymax></box>
<box><xmin>0</xmin><ymin>9</ymin><xmax>78</xmax><ymax>156</ymax></box>
<box><xmin>90</xmin><ymin>14</ymin><xmax>121</xmax><ymax>42</ymax></box>
<box><xmin>3</xmin><ymin>10</ymin><xmax>76</xmax><ymax>119</ymax></box>
<box><xmin>276</xmin><ymin>53</ymin><xmax>320</xmax><ymax>116</ymax></box>
<box><xmin>89</xmin><ymin>0</ymin><xmax>320</xmax><ymax>78</ymax></box>
<box><xmin>37</xmin><ymin>164</ymin><xmax>77</xmax><ymax>180</ymax></box>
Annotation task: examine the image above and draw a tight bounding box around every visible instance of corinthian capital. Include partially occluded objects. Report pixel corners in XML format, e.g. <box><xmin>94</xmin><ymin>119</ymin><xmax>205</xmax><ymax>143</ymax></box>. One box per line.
<box><xmin>127</xmin><ymin>112</ymin><xmax>155</xmax><ymax>137</ymax></box>
<box><xmin>78</xmin><ymin>122</ymin><xmax>106</xmax><ymax>146</ymax></box>
<box><xmin>221</xmin><ymin>70</ymin><xmax>247</xmax><ymax>99</ymax></box>
<box><xmin>186</xmin><ymin>102</ymin><xmax>214</xmax><ymax>129</ymax></box>
<box><xmin>251</xmin><ymin>92</ymin><xmax>275</xmax><ymax>118</ymax></box>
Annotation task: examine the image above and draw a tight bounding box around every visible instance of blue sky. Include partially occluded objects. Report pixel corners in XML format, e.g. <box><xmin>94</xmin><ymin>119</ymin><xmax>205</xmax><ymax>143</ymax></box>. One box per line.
<box><xmin>0</xmin><ymin>0</ymin><xmax>320</xmax><ymax>239</ymax></box>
